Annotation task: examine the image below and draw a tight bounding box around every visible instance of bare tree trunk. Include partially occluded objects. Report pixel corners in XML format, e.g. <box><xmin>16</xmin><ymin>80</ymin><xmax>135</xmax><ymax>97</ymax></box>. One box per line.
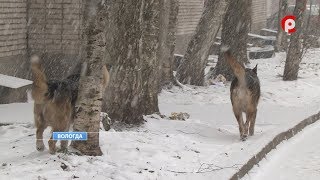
<box><xmin>283</xmin><ymin>0</ymin><xmax>307</xmax><ymax>81</ymax></box>
<box><xmin>317</xmin><ymin>0</ymin><xmax>320</xmax><ymax>36</ymax></box>
<box><xmin>275</xmin><ymin>0</ymin><xmax>288</xmax><ymax>52</ymax></box>
<box><xmin>71</xmin><ymin>1</ymin><xmax>107</xmax><ymax>156</ymax></box>
<box><xmin>213</xmin><ymin>0</ymin><xmax>252</xmax><ymax>81</ymax></box>
<box><xmin>176</xmin><ymin>0</ymin><xmax>228</xmax><ymax>86</ymax></box>
<box><xmin>104</xmin><ymin>0</ymin><xmax>162</xmax><ymax>124</ymax></box>
<box><xmin>305</xmin><ymin>0</ymin><xmax>312</xmax><ymax>33</ymax></box>
<box><xmin>159</xmin><ymin>0</ymin><xmax>179</xmax><ymax>89</ymax></box>
<box><xmin>301</xmin><ymin>1</ymin><xmax>313</xmax><ymax>51</ymax></box>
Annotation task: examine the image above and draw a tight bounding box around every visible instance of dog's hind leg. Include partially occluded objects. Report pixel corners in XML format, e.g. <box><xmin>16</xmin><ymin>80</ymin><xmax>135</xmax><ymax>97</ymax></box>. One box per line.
<box><xmin>60</xmin><ymin>141</ymin><xmax>68</xmax><ymax>152</ymax></box>
<box><xmin>60</xmin><ymin>123</ymin><xmax>70</xmax><ymax>152</ymax></box>
<box><xmin>34</xmin><ymin>104</ymin><xmax>46</xmax><ymax>151</ymax></box>
<box><xmin>233</xmin><ymin>108</ymin><xmax>246</xmax><ymax>141</ymax></box>
<box><xmin>36</xmin><ymin>123</ymin><xmax>46</xmax><ymax>151</ymax></box>
<box><xmin>244</xmin><ymin>113</ymin><xmax>251</xmax><ymax>137</ymax></box>
<box><xmin>60</xmin><ymin>140</ymin><xmax>68</xmax><ymax>152</ymax></box>
<box><xmin>249</xmin><ymin>109</ymin><xmax>257</xmax><ymax>136</ymax></box>
<box><xmin>48</xmin><ymin>130</ymin><xmax>57</xmax><ymax>154</ymax></box>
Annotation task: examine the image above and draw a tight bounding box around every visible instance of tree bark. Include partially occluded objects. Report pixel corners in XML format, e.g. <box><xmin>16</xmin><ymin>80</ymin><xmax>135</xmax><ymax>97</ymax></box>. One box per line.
<box><xmin>275</xmin><ymin>0</ymin><xmax>288</xmax><ymax>52</ymax></box>
<box><xmin>159</xmin><ymin>0</ymin><xmax>179</xmax><ymax>89</ymax></box>
<box><xmin>104</xmin><ymin>0</ymin><xmax>162</xmax><ymax>124</ymax></box>
<box><xmin>176</xmin><ymin>0</ymin><xmax>228</xmax><ymax>86</ymax></box>
<box><xmin>71</xmin><ymin>1</ymin><xmax>107</xmax><ymax>156</ymax></box>
<box><xmin>213</xmin><ymin>0</ymin><xmax>252</xmax><ymax>81</ymax></box>
<box><xmin>283</xmin><ymin>0</ymin><xmax>307</xmax><ymax>81</ymax></box>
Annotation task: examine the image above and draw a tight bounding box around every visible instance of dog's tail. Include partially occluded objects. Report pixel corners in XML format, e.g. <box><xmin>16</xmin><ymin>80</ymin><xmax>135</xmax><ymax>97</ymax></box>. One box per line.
<box><xmin>79</xmin><ymin>62</ymin><xmax>110</xmax><ymax>89</ymax></box>
<box><xmin>221</xmin><ymin>46</ymin><xmax>245</xmax><ymax>83</ymax></box>
<box><xmin>30</xmin><ymin>55</ymin><xmax>48</xmax><ymax>103</ymax></box>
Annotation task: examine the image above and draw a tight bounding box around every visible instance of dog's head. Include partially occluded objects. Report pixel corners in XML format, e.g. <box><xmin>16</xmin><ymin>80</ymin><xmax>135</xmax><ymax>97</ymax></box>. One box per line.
<box><xmin>71</xmin><ymin>62</ymin><xmax>109</xmax><ymax>89</ymax></box>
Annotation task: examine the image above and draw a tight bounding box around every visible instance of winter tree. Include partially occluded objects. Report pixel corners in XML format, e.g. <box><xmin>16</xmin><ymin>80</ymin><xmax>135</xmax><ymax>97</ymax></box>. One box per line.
<box><xmin>283</xmin><ymin>0</ymin><xmax>307</xmax><ymax>81</ymax></box>
<box><xmin>213</xmin><ymin>0</ymin><xmax>252</xmax><ymax>81</ymax></box>
<box><xmin>71</xmin><ymin>1</ymin><xmax>107</xmax><ymax>156</ymax></box>
<box><xmin>275</xmin><ymin>0</ymin><xmax>288</xmax><ymax>52</ymax></box>
<box><xmin>104</xmin><ymin>0</ymin><xmax>162</xmax><ymax>124</ymax></box>
<box><xmin>176</xmin><ymin>0</ymin><xmax>228</xmax><ymax>86</ymax></box>
<box><xmin>158</xmin><ymin>0</ymin><xmax>179</xmax><ymax>89</ymax></box>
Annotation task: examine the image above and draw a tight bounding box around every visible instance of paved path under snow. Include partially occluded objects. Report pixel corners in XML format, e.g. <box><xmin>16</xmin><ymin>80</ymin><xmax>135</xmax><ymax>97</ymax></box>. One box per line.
<box><xmin>245</xmin><ymin>120</ymin><xmax>320</xmax><ymax>180</ymax></box>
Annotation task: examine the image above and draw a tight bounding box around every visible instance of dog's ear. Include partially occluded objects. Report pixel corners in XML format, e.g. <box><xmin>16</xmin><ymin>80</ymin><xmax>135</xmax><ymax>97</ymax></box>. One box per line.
<box><xmin>106</xmin><ymin>64</ymin><xmax>112</xmax><ymax>71</ymax></box>
<box><xmin>102</xmin><ymin>65</ymin><xmax>110</xmax><ymax>89</ymax></box>
<box><xmin>80</xmin><ymin>62</ymin><xmax>88</xmax><ymax>77</ymax></box>
<box><xmin>252</xmin><ymin>64</ymin><xmax>258</xmax><ymax>74</ymax></box>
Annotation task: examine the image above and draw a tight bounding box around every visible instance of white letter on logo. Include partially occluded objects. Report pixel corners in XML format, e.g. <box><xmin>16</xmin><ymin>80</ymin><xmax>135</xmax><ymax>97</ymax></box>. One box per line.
<box><xmin>285</xmin><ymin>19</ymin><xmax>295</xmax><ymax>33</ymax></box>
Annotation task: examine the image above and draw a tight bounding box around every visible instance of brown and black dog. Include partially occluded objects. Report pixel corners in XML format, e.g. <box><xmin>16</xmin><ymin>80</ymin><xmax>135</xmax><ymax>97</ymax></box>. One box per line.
<box><xmin>223</xmin><ymin>48</ymin><xmax>260</xmax><ymax>141</ymax></box>
<box><xmin>31</xmin><ymin>55</ymin><xmax>109</xmax><ymax>154</ymax></box>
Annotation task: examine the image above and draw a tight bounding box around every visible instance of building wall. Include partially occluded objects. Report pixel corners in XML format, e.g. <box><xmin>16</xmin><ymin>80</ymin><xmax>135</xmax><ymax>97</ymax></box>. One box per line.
<box><xmin>175</xmin><ymin>0</ymin><xmax>269</xmax><ymax>54</ymax></box>
<box><xmin>176</xmin><ymin>0</ymin><xmax>204</xmax><ymax>36</ymax></box>
<box><xmin>266</xmin><ymin>0</ymin><xmax>279</xmax><ymax>18</ymax></box>
<box><xmin>288</xmin><ymin>0</ymin><xmax>320</xmax><ymax>6</ymax></box>
<box><xmin>175</xmin><ymin>0</ymin><xmax>204</xmax><ymax>54</ymax></box>
<box><xmin>0</xmin><ymin>0</ymin><xmax>28</xmax><ymax>103</ymax></box>
<box><xmin>251</xmin><ymin>0</ymin><xmax>267</xmax><ymax>33</ymax></box>
<box><xmin>0</xmin><ymin>0</ymin><xmax>84</xmax><ymax>104</ymax></box>
<box><xmin>0</xmin><ymin>0</ymin><xmax>83</xmax><ymax>60</ymax></box>
<box><xmin>0</xmin><ymin>0</ymin><xmax>27</xmax><ymax>58</ymax></box>
<box><xmin>28</xmin><ymin>0</ymin><xmax>83</xmax><ymax>55</ymax></box>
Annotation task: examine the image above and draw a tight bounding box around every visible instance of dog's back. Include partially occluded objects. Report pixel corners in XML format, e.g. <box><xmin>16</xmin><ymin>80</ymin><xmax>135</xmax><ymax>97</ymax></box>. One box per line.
<box><xmin>46</xmin><ymin>75</ymin><xmax>80</xmax><ymax>107</ymax></box>
<box><xmin>230</xmin><ymin>67</ymin><xmax>260</xmax><ymax>110</ymax></box>
<box><xmin>223</xmin><ymin>48</ymin><xmax>260</xmax><ymax>140</ymax></box>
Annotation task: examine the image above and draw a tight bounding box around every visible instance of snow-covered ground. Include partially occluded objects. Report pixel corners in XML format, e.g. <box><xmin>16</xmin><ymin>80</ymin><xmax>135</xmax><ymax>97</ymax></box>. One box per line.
<box><xmin>243</xmin><ymin>119</ymin><xmax>320</xmax><ymax>180</ymax></box>
<box><xmin>1</xmin><ymin>49</ymin><xmax>320</xmax><ymax>180</ymax></box>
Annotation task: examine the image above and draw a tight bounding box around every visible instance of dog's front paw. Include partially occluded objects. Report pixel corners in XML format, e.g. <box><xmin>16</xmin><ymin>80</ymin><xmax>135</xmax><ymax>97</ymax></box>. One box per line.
<box><xmin>36</xmin><ymin>141</ymin><xmax>45</xmax><ymax>151</ymax></box>
<box><xmin>240</xmin><ymin>134</ymin><xmax>248</xmax><ymax>141</ymax></box>
<box><xmin>49</xmin><ymin>148</ymin><xmax>56</xmax><ymax>155</ymax></box>
<box><xmin>249</xmin><ymin>128</ymin><xmax>255</xmax><ymax>136</ymax></box>
<box><xmin>57</xmin><ymin>148</ymin><xmax>69</xmax><ymax>154</ymax></box>
<box><xmin>48</xmin><ymin>142</ymin><xmax>56</xmax><ymax>155</ymax></box>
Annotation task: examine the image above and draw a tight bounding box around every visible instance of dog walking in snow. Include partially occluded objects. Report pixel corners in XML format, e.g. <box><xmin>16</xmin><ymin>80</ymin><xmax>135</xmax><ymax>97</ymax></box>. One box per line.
<box><xmin>222</xmin><ymin>47</ymin><xmax>260</xmax><ymax>141</ymax></box>
<box><xmin>30</xmin><ymin>55</ymin><xmax>109</xmax><ymax>154</ymax></box>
